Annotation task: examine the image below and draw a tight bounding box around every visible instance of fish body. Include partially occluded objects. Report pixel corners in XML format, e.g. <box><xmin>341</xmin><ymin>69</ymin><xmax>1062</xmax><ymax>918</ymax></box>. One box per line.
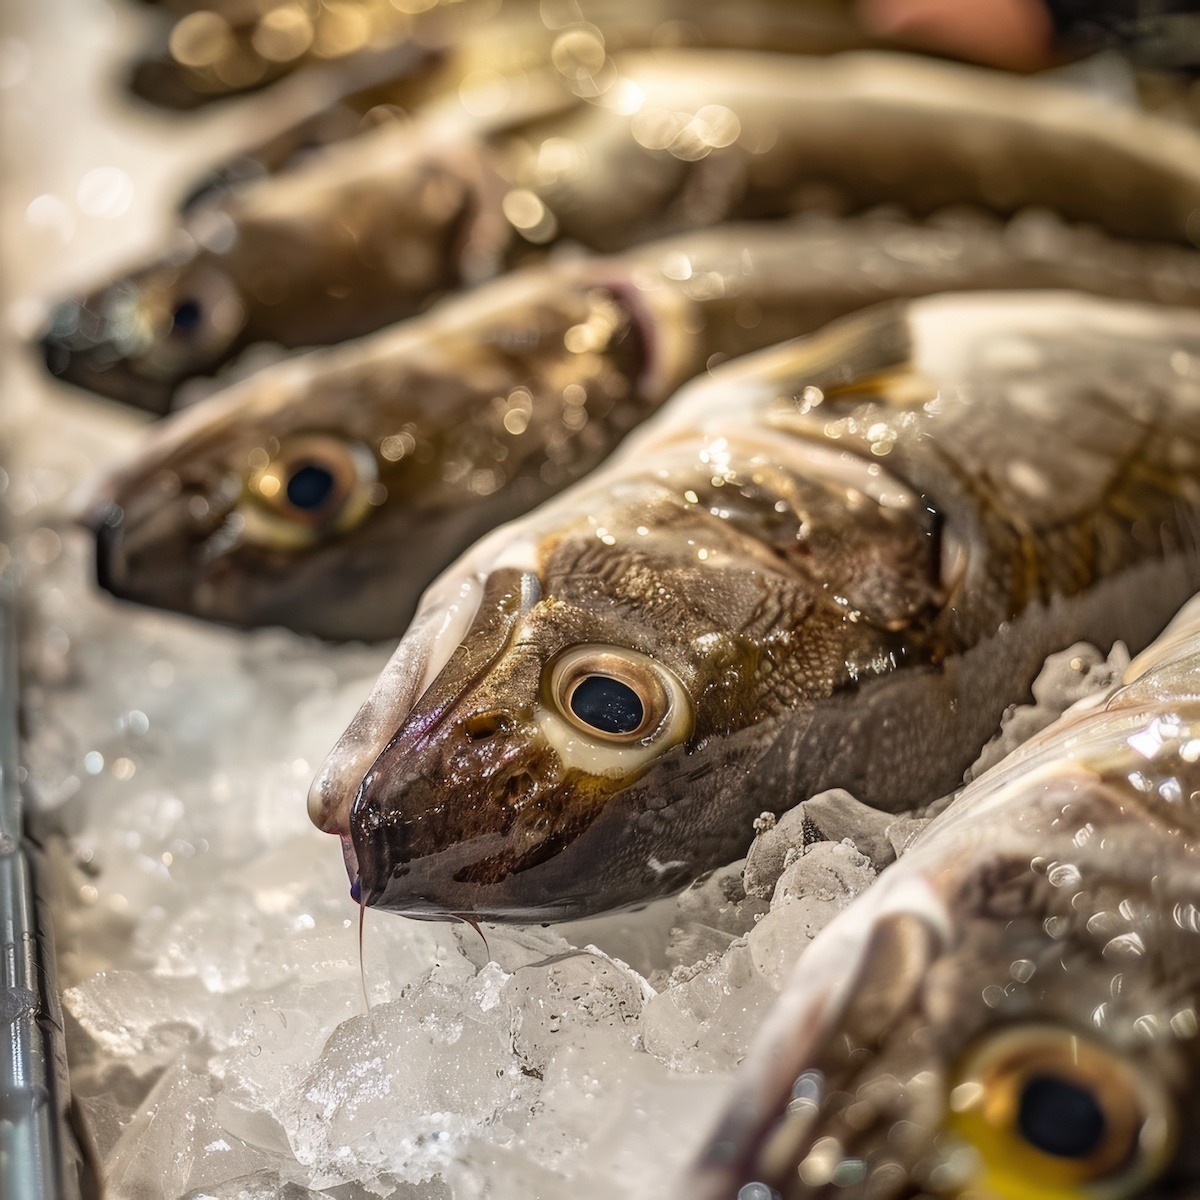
<box><xmin>43</xmin><ymin>50</ymin><xmax>1200</xmax><ymax>411</ymax></box>
<box><xmin>687</xmin><ymin>593</ymin><xmax>1200</xmax><ymax>1200</ymax></box>
<box><xmin>307</xmin><ymin>292</ymin><xmax>1200</xmax><ymax>922</ymax></box>
<box><xmin>86</xmin><ymin>213</ymin><xmax>1200</xmax><ymax>640</ymax></box>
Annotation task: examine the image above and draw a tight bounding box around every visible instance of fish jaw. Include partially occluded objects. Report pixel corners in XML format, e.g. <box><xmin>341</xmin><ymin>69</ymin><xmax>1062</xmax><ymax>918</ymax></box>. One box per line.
<box><xmin>307</xmin><ymin>554</ymin><xmax>497</xmax><ymax>837</ymax></box>
<box><xmin>39</xmin><ymin>254</ymin><xmax>247</xmax><ymax>413</ymax></box>
<box><xmin>81</xmin><ymin>460</ymin><xmax>242</xmax><ymax>623</ymax></box>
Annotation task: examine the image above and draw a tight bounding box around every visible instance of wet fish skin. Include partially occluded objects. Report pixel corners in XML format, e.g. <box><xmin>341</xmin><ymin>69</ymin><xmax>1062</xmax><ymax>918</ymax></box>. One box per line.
<box><xmin>308</xmin><ymin>293</ymin><xmax>1200</xmax><ymax>922</ymax></box>
<box><xmin>44</xmin><ymin>50</ymin><xmax>1200</xmax><ymax>410</ymax></box>
<box><xmin>686</xmin><ymin>594</ymin><xmax>1200</xmax><ymax>1200</ymax></box>
<box><xmin>129</xmin><ymin>0</ymin><xmax>869</xmax><ymax>112</ymax></box>
<box><xmin>87</xmin><ymin>213</ymin><xmax>1200</xmax><ymax>640</ymax></box>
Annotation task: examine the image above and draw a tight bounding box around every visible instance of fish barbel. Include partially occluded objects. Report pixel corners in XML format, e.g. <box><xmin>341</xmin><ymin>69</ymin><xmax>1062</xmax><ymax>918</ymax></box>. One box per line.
<box><xmin>41</xmin><ymin>49</ymin><xmax>1200</xmax><ymax>412</ymax></box>
<box><xmin>83</xmin><ymin>213</ymin><xmax>1200</xmax><ymax>640</ymax></box>
<box><xmin>686</xmin><ymin>594</ymin><xmax>1200</xmax><ymax>1200</ymax></box>
<box><xmin>307</xmin><ymin>292</ymin><xmax>1200</xmax><ymax>922</ymax></box>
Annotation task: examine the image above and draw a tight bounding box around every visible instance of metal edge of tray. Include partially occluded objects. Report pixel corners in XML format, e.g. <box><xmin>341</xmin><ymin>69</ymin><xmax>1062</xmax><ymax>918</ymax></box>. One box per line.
<box><xmin>0</xmin><ymin>581</ymin><xmax>90</xmax><ymax>1198</ymax></box>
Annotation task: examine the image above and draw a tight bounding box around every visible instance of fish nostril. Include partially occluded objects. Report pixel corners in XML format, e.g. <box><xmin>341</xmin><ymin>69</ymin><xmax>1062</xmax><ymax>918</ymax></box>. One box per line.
<box><xmin>463</xmin><ymin>711</ymin><xmax>511</xmax><ymax>742</ymax></box>
<box><xmin>91</xmin><ymin>503</ymin><xmax>126</xmax><ymax>593</ymax></box>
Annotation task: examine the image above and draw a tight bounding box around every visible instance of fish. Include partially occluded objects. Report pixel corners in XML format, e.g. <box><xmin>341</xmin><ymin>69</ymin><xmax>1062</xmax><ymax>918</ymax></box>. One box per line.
<box><xmin>685</xmin><ymin>590</ymin><xmax>1200</xmax><ymax>1200</ymax></box>
<box><xmin>306</xmin><ymin>291</ymin><xmax>1200</xmax><ymax>923</ymax></box>
<box><xmin>128</xmin><ymin>0</ymin><xmax>870</xmax><ymax>112</ymax></box>
<box><xmin>84</xmin><ymin>212</ymin><xmax>1200</xmax><ymax>640</ymax></box>
<box><xmin>127</xmin><ymin>0</ymin><xmax>457</xmax><ymax>110</ymax></box>
<box><xmin>41</xmin><ymin>49</ymin><xmax>1200</xmax><ymax>412</ymax></box>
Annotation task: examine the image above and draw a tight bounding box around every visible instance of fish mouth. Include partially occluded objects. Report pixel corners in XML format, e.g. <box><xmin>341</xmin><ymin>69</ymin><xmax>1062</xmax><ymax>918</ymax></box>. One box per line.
<box><xmin>79</xmin><ymin>461</ymin><xmax>249</xmax><ymax>625</ymax></box>
<box><xmin>341</xmin><ymin>837</ymin><xmax>362</xmax><ymax>903</ymax></box>
<box><xmin>38</xmin><ymin>297</ymin><xmax>177</xmax><ymax>415</ymax></box>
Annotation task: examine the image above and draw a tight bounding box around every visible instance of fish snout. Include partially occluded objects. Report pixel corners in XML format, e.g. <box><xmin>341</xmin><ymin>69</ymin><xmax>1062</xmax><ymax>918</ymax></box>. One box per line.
<box><xmin>347</xmin><ymin>707</ymin><xmax>582</xmax><ymax>920</ymax></box>
<box><xmin>37</xmin><ymin>295</ymin><xmax>176</xmax><ymax>414</ymax></box>
<box><xmin>81</xmin><ymin>461</ymin><xmax>245</xmax><ymax>621</ymax></box>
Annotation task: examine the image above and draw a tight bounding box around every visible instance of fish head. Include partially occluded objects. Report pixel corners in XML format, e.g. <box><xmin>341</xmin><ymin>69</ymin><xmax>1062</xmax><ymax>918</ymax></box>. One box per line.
<box><xmin>80</xmin><ymin>353</ymin><xmax>396</xmax><ymax>635</ymax></box>
<box><xmin>40</xmin><ymin>247</ymin><xmax>247</xmax><ymax>413</ymax></box>
<box><xmin>688</xmin><ymin>759</ymin><xmax>1200</xmax><ymax>1200</ymax></box>
<box><xmin>312</xmin><ymin>453</ymin><xmax>937</xmax><ymax>920</ymax></box>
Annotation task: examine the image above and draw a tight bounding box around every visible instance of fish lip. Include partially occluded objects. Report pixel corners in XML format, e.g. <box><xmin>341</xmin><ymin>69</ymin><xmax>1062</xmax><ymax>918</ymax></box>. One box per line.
<box><xmin>340</xmin><ymin>836</ymin><xmax>361</xmax><ymax>901</ymax></box>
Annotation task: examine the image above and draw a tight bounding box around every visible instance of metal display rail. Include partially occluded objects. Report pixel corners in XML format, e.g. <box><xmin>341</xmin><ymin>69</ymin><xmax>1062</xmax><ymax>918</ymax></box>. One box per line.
<box><xmin>0</xmin><ymin>588</ymin><xmax>90</xmax><ymax>1199</ymax></box>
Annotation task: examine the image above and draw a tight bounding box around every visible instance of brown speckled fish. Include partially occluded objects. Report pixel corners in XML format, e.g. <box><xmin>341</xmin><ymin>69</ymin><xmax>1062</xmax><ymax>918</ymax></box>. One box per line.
<box><xmin>686</xmin><ymin>593</ymin><xmax>1200</xmax><ymax>1200</ymax></box>
<box><xmin>41</xmin><ymin>50</ymin><xmax>1200</xmax><ymax>412</ymax></box>
<box><xmin>307</xmin><ymin>292</ymin><xmax>1200</xmax><ymax>922</ymax></box>
<box><xmin>83</xmin><ymin>213</ymin><xmax>1200</xmax><ymax>640</ymax></box>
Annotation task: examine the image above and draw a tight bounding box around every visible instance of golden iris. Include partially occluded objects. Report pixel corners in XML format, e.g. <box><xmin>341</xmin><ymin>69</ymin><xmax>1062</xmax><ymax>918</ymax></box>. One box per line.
<box><xmin>945</xmin><ymin>1024</ymin><xmax>1173</xmax><ymax>1200</ymax></box>
<box><xmin>246</xmin><ymin>434</ymin><xmax>377</xmax><ymax>544</ymax></box>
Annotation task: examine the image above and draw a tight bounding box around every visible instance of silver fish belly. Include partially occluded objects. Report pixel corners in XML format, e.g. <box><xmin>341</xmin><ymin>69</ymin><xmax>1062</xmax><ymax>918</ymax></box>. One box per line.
<box><xmin>307</xmin><ymin>292</ymin><xmax>1200</xmax><ymax>922</ymax></box>
<box><xmin>41</xmin><ymin>50</ymin><xmax>1200</xmax><ymax>410</ymax></box>
<box><xmin>83</xmin><ymin>213</ymin><xmax>1200</xmax><ymax>641</ymax></box>
<box><xmin>687</xmin><ymin>593</ymin><xmax>1200</xmax><ymax>1200</ymax></box>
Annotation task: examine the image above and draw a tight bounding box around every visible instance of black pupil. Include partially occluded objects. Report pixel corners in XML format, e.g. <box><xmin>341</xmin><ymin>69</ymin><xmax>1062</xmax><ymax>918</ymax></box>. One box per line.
<box><xmin>1017</xmin><ymin>1073</ymin><xmax>1108</xmax><ymax>1160</ymax></box>
<box><xmin>569</xmin><ymin>675</ymin><xmax>645</xmax><ymax>735</ymax></box>
<box><xmin>285</xmin><ymin>463</ymin><xmax>337</xmax><ymax>511</ymax></box>
<box><xmin>171</xmin><ymin>300</ymin><xmax>203</xmax><ymax>334</ymax></box>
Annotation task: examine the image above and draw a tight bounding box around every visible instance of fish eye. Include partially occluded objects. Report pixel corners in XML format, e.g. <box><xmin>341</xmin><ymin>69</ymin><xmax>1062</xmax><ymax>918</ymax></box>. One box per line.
<box><xmin>946</xmin><ymin>1024</ymin><xmax>1174</xmax><ymax>1200</ymax></box>
<box><xmin>170</xmin><ymin>299</ymin><xmax>203</xmax><ymax>336</ymax></box>
<box><xmin>246</xmin><ymin>434</ymin><xmax>378</xmax><ymax>539</ymax></box>
<box><xmin>569</xmin><ymin>674</ymin><xmax>644</xmax><ymax>736</ymax></box>
<box><xmin>548</xmin><ymin>646</ymin><xmax>686</xmax><ymax>746</ymax></box>
<box><xmin>285</xmin><ymin>462</ymin><xmax>336</xmax><ymax>511</ymax></box>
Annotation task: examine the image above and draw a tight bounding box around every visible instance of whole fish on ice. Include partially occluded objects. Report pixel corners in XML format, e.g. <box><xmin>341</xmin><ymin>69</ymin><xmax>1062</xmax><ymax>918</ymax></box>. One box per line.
<box><xmin>687</xmin><ymin>591</ymin><xmax>1200</xmax><ymax>1200</ymax></box>
<box><xmin>41</xmin><ymin>50</ymin><xmax>1200</xmax><ymax>411</ymax></box>
<box><xmin>308</xmin><ymin>292</ymin><xmax>1200</xmax><ymax>921</ymax></box>
<box><xmin>82</xmin><ymin>213</ymin><xmax>1200</xmax><ymax>639</ymax></box>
